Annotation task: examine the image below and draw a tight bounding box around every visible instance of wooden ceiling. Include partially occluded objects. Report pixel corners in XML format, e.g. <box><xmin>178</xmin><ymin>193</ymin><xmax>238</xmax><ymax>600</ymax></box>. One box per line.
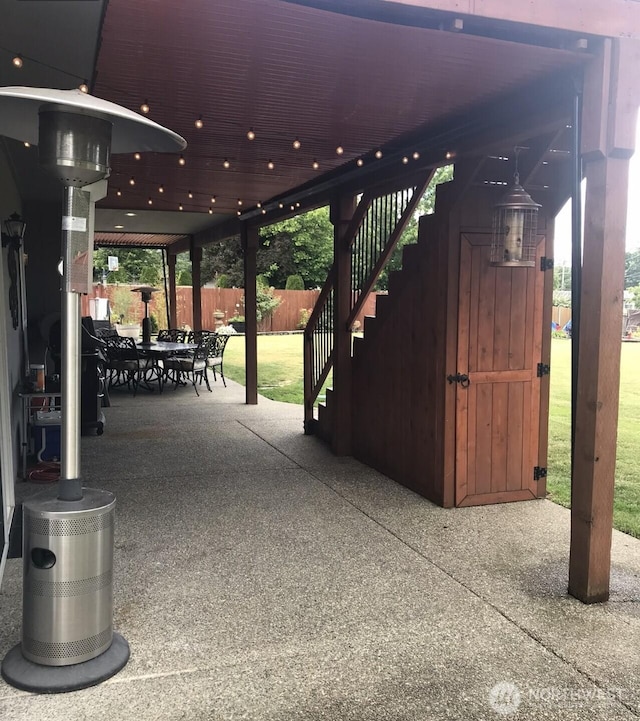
<box><xmin>93</xmin><ymin>0</ymin><xmax>589</xmax><ymax>232</ymax></box>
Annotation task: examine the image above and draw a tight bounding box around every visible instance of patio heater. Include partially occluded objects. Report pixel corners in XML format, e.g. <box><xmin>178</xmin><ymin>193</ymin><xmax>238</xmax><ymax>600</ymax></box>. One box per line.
<box><xmin>132</xmin><ymin>285</ymin><xmax>160</xmax><ymax>344</ymax></box>
<box><xmin>0</xmin><ymin>87</ymin><xmax>185</xmax><ymax>693</ymax></box>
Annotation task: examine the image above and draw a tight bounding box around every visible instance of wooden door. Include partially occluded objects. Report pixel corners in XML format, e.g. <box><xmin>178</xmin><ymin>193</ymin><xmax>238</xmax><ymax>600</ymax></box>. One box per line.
<box><xmin>454</xmin><ymin>232</ymin><xmax>544</xmax><ymax>506</ymax></box>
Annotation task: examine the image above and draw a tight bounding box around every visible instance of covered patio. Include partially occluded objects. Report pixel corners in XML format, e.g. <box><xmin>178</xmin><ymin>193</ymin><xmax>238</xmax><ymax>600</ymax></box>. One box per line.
<box><xmin>2</xmin><ymin>380</ymin><xmax>640</xmax><ymax>718</ymax></box>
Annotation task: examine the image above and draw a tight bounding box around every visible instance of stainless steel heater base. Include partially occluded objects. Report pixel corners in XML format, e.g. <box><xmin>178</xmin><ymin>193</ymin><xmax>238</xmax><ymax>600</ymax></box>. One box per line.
<box><xmin>1</xmin><ymin>632</ymin><xmax>129</xmax><ymax>693</ymax></box>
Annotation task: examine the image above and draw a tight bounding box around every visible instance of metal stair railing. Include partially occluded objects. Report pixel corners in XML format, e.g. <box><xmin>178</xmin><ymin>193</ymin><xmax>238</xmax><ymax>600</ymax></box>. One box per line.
<box><xmin>303</xmin><ymin>172</ymin><xmax>435</xmax><ymax>430</ymax></box>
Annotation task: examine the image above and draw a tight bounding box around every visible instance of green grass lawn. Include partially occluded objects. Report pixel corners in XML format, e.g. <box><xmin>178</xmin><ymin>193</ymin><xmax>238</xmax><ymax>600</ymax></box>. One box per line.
<box><xmin>224</xmin><ymin>333</ymin><xmax>639</xmax><ymax>537</ymax></box>
<box><xmin>548</xmin><ymin>338</ymin><xmax>640</xmax><ymax>537</ymax></box>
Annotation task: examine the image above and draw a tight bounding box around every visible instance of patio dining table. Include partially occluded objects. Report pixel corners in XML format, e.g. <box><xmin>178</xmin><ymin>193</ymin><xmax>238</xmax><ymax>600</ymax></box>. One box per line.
<box><xmin>136</xmin><ymin>341</ymin><xmax>199</xmax><ymax>391</ymax></box>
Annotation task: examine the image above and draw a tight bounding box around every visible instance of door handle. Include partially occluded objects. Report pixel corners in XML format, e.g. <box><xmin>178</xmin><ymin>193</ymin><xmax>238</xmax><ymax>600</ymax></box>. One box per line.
<box><xmin>447</xmin><ymin>373</ymin><xmax>470</xmax><ymax>388</ymax></box>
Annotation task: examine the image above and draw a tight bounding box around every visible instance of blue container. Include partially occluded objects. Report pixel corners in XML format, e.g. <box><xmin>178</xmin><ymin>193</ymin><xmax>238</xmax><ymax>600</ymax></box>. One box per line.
<box><xmin>32</xmin><ymin>421</ymin><xmax>61</xmax><ymax>462</ymax></box>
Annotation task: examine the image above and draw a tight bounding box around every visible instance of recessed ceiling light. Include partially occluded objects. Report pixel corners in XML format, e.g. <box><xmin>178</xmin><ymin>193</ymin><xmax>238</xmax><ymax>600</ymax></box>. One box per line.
<box><xmin>125</xmin><ymin>212</ymin><xmax>137</xmax><ymax>217</ymax></box>
<box><xmin>114</xmin><ymin>224</ymin><xmax>124</xmax><ymax>229</ymax></box>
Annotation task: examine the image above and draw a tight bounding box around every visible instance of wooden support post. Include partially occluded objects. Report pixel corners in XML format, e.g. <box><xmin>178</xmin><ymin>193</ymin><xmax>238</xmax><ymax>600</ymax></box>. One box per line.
<box><xmin>190</xmin><ymin>244</ymin><xmax>203</xmax><ymax>331</ymax></box>
<box><xmin>569</xmin><ymin>39</ymin><xmax>640</xmax><ymax>603</ymax></box>
<box><xmin>331</xmin><ymin>193</ymin><xmax>356</xmax><ymax>455</ymax></box>
<box><xmin>242</xmin><ymin>224</ymin><xmax>258</xmax><ymax>405</ymax></box>
<box><xmin>167</xmin><ymin>253</ymin><xmax>178</xmax><ymax>329</ymax></box>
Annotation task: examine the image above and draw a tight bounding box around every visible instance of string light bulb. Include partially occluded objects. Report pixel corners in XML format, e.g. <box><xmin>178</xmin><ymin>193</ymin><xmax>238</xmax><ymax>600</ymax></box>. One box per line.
<box><xmin>412</xmin><ymin>151</ymin><xmax>420</xmax><ymax>160</ymax></box>
<box><xmin>247</xmin><ymin>128</ymin><xmax>256</xmax><ymax>140</ymax></box>
<box><xmin>257</xmin><ymin>202</ymin><xmax>262</xmax><ymax>208</ymax></box>
<box><xmin>292</xmin><ymin>138</ymin><xmax>301</xmax><ymax>150</ymax></box>
<box><xmin>116</xmin><ymin>189</ymin><xmax>122</xmax><ymax>197</ymax></box>
<box><xmin>445</xmin><ymin>151</ymin><xmax>455</xmax><ymax>160</ymax></box>
<box><xmin>178</xmin><ymin>155</ymin><xmax>186</xmax><ymax>166</ymax></box>
<box><xmin>375</xmin><ymin>149</ymin><xmax>383</xmax><ymax>159</ymax></box>
<box><xmin>208</xmin><ymin>207</ymin><xmax>213</xmax><ymax>214</ymax></box>
<box><xmin>178</xmin><ymin>204</ymin><xmax>184</xmax><ymax>211</ymax></box>
<box><xmin>159</xmin><ymin>184</ymin><xmax>164</xmax><ymax>193</ymax></box>
<box><xmin>237</xmin><ymin>210</ymin><xmax>241</xmax><ymax>216</ymax></box>
<box><xmin>12</xmin><ymin>55</ymin><xmax>23</xmax><ymax>69</ymax></box>
<box><xmin>237</xmin><ymin>199</ymin><xmax>243</xmax><ymax>206</ymax></box>
<box><xmin>129</xmin><ymin>176</ymin><xmax>135</xmax><ymax>186</ymax></box>
<box><xmin>402</xmin><ymin>156</ymin><xmax>409</xmax><ymax>164</ymax></box>
<box><xmin>211</xmin><ymin>196</ymin><xmax>216</xmax><ymax>203</ymax></box>
<box><xmin>134</xmin><ymin>152</ymin><xmax>141</xmax><ymax>160</ymax></box>
<box><xmin>336</xmin><ymin>145</ymin><xmax>344</xmax><ymax>155</ymax></box>
<box><xmin>140</xmin><ymin>99</ymin><xmax>150</xmax><ymax>114</ymax></box>
<box><xmin>223</xmin><ymin>159</ymin><xmax>230</xmax><ymax>169</ymax></box>
<box><xmin>78</xmin><ymin>81</ymin><xmax>89</xmax><ymax>94</ymax></box>
<box><xmin>278</xmin><ymin>203</ymin><xmax>284</xmax><ymax>209</ymax></box>
<box><xmin>195</xmin><ymin>115</ymin><xmax>204</xmax><ymax>129</ymax></box>
<box><xmin>23</xmin><ymin>142</ymin><xmax>30</xmax><ymax>148</ymax></box>
<box><xmin>188</xmin><ymin>190</ymin><xmax>193</xmax><ymax>199</ymax></box>
<box><xmin>261</xmin><ymin>208</ymin><xmax>267</xmax><ymax>215</ymax></box>
<box><xmin>148</xmin><ymin>198</ymin><xmax>153</xmax><ymax>205</ymax></box>
<box><xmin>356</xmin><ymin>158</ymin><xmax>364</xmax><ymax>167</ymax></box>
<box><xmin>312</xmin><ymin>159</ymin><xmax>319</xmax><ymax>170</ymax></box>
<box><xmin>267</xmin><ymin>160</ymin><xmax>275</xmax><ymax>170</ymax></box>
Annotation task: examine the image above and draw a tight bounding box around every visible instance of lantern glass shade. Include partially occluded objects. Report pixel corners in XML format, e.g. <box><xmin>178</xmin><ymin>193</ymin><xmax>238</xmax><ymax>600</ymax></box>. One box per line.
<box><xmin>490</xmin><ymin>182</ymin><xmax>540</xmax><ymax>267</ymax></box>
<box><xmin>4</xmin><ymin>212</ymin><xmax>26</xmax><ymax>241</ymax></box>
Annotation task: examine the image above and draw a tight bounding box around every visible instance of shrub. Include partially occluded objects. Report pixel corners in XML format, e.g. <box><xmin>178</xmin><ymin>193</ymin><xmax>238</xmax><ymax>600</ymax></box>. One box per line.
<box><xmin>217</xmin><ymin>274</ymin><xmax>230</xmax><ymax>288</ymax></box>
<box><xmin>296</xmin><ymin>308</ymin><xmax>311</xmax><ymax>329</ymax></box>
<box><xmin>285</xmin><ymin>274</ymin><xmax>305</xmax><ymax>290</ymax></box>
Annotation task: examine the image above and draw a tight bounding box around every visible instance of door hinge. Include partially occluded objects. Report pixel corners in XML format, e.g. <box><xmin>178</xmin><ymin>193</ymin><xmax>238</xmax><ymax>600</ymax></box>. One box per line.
<box><xmin>537</xmin><ymin>363</ymin><xmax>551</xmax><ymax>377</ymax></box>
<box><xmin>540</xmin><ymin>257</ymin><xmax>554</xmax><ymax>271</ymax></box>
<box><xmin>534</xmin><ymin>466</ymin><xmax>547</xmax><ymax>481</ymax></box>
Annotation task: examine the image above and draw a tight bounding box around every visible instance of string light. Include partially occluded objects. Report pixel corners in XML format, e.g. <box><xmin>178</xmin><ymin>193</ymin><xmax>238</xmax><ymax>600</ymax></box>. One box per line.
<box><xmin>261</xmin><ymin>209</ymin><xmax>267</xmax><ymax>215</ymax></box>
<box><xmin>412</xmin><ymin>151</ymin><xmax>420</xmax><ymax>160</ymax></box>
<box><xmin>208</xmin><ymin>207</ymin><xmax>213</xmax><ymax>214</ymax></box>
<box><xmin>312</xmin><ymin>159</ymin><xmax>319</xmax><ymax>170</ymax></box>
<box><xmin>292</xmin><ymin>138</ymin><xmax>301</xmax><ymax>150</ymax></box>
<box><xmin>148</xmin><ymin>198</ymin><xmax>153</xmax><ymax>205</ymax></box>
<box><xmin>402</xmin><ymin>156</ymin><xmax>409</xmax><ymax>164</ymax></box>
<box><xmin>178</xmin><ymin>204</ymin><xmax>183</xmax><ymax>211</ymax></box>
<box><xmin>178</xmin><ymin>155</ymin><xmax>186</xmax><ymax>166</ymax></box>
<box><xmin>247</xmin><ymin>128</ymin><xmax>255</xmax><ymax>140</ymax></box>
<box><xmin>375</xmin><ymin>149</ymin><xmax>383</xmax><ymax>159</ymax></box>
<box><xmin>188</xmin><ymin>190</ymin><xmax>193</xmax><ymax>199</ymax></box>
<box><xmin>237</xmin><ymin>210</ymin><xmax>241</xmax><ymax>216</ymax></box>
<box><xmin>159</xmin><ymin>184</ymin><xmax>164</xmax><ymax>193</ymax></box>
<box><xmin>290</xmin><ymin>205</ymin><xmax>295</xmax><ymax>211</ymax></box>
<box><xmin>267</xmin><ymin>160</ymin><xmax>275</xmax><ymax>170</ymax></box>
<box><xmin>129</xmin><ymin>176</ymin><xmax>135</xmax><ymax>186</ymax></box>
<box><xmin>12</xmin><ymin>55</ymin><xmax>23</xmax><ymax>68</ymax></box>
<box><xmin>78</xmin><ymin>82</ymin><xmax>89</xmax><ymax>94</ymax></box>
<box><xmin>194</xmin><ymin>116</ymin><xmax>204</xmax><ymax>129</ymax></box>
<box><xmin>256</xmin><ymin>202</ymin><xmax>262</xmax><ymax>208</ymax></box>
<box><xmin>223</xmin><ymin>159</ymin><xmax>230</xmax><ymax>169</ymax></box>
<box><xmin>23</xmin><ymin>142</ymin><xmax>30</xmax><ymax>148</ymax></box>
<box><xmin>237</xmin><ymin>199</ymin><xmax>243</xmax><ymax>206</ymax></box>
<box><xmin>134</xmin><ymin>152</ymin><xmax>141</xmax><ymax>160</ymax></box>
<box><xmin>356</xmin><ymin>158</ymin><xmax>364</xmax><ymax>167</ymax></box>
<box><xmin>278</xmin><ymin>203</ymin><xmax>284</xmax><ymax>209</ymax></box>
<box><xmin>116</xmin><ymin>189</ymin><xmax>122</xmax><ymax>197</ymax></box>
<box><xmin>140</xmin><ymin>100</ymin><xmax>150</xmax><ymax>114</ymax></box>
<box><xmin>336</xmin><ymin>145</ymin><xmax>344</xmax><ymax>155</ymax></box>
<box><xmin>295</xmin><ymin>202</ymin><xmax>300</xmax><ymax>208</ymax></box>
<box><xmin>445</xmin><ymin>151</ymin><xmax>455</xmax><ymax>160</ymax></box>
<box><xmin>210</xmin><ymin>196</ymin><xmax>216</xmax><ymax>203</ymax></box>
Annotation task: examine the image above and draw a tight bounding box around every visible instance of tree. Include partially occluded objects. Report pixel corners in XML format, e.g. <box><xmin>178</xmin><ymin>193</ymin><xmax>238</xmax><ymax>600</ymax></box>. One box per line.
<box><xmin>201</xmin><ymin>236</ymin><xmax>244</xmax><ymax>287</ymax></box>
<box><xmin>285</xmin><ymin>274</ymin><xmax>305</xmax><ymax>290</ymax></box>
<box><xmin>553</xmin><ymin>263</ymin><xmax>572</xmax><ymax>291</ymax></box>
<box><xmin>259</xmin><ymin>207</ymin><xmax>333</xmax><ymax>288</ymax></box>
<box><xmin>625</xmin><ymin>249</ymin><xmax>640</xmax><ymax>288</ymax></box>
<box><xmin>94</xmin><ymin>248</ymin><xmax>163</xmax><ymax>286</ymax></box>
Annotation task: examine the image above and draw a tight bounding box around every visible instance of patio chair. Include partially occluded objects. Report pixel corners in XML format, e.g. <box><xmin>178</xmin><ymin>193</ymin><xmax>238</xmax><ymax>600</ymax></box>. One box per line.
<box><xmin>207</xmin><ymin>333</ymin><xmax>229</xmax><ymax>386</ymax></box>
<box><xmin>103</xmin><ymin>336</ymin><xmax>156</xmax><ymax>396</ymax></box>
<box><xmin>186</xmin><ymin>329</ymin><xmax>214</xmax><ymax>344</ymax></box>
<box><xmin>162</xmin><ymin>336</ymin><xmax>212</xmax><ymax>396</ymax></box>
<box><xmin>157</xmin><ymin>328</ymin><xmax>187</xmax><ymax>343</ymax></box>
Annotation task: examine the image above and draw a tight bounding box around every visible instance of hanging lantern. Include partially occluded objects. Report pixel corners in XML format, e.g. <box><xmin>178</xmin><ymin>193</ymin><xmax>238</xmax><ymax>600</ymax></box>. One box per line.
<box><xmin>491</xmin><ymin>150</ymin><xmax>541</xmax><ymax>267</ymax></box>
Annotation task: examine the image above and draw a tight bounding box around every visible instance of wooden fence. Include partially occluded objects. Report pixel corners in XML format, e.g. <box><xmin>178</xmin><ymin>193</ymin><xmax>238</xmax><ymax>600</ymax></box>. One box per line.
<box><xmin>81</xmin><ymin>285</ymin><xmax>380</xmax><ymax>332</ymax></box>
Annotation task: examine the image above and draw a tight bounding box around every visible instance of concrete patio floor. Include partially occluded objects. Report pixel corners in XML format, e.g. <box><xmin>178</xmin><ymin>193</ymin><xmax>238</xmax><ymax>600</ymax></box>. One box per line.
<box><xmin>1</xmin><ymin>377</ymin><xmax>640</xmax><ymax>719</ymax></box>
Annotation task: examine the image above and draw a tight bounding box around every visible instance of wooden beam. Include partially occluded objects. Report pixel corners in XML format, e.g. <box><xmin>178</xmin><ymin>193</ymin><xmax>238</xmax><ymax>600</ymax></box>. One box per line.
<box><xmin>331</xmin><ymin>193</ymin><xmax>357</xmax><ymax>456</ymax></box>
<box><xmin>569</xmin><ymin>38</ymin><xmax>640</xmax><ymax>603</ymax></box>
<box><xmin>242</xmin><ymin>225</ymin><xmax>259</xmax><ymax>405</ymax></box>
<box><xmin>190</xmin><ymin>244</ymin><xmax>203</xmax><ymax>331</ymax></box>
<box><xmin>167</xmin><ymin>254</ymin><xmax>177</xmax><ymax>329</ymax></box>
<box><xmin>379</xmin><ymin>0</ymin><xmax>640</xmax><ymax>39</ymax></box>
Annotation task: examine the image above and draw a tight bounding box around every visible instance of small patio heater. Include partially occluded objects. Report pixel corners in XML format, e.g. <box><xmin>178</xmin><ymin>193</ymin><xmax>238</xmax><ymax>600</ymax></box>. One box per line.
<box><xmin>0</xmin><ymin>87</ymin><xmax>185</xmax><ymax>693</ymax></box>
<box><xmin>131</xmin><ymin>285</ymin><xmax>160</xmax><ymax>344</ymax></box>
